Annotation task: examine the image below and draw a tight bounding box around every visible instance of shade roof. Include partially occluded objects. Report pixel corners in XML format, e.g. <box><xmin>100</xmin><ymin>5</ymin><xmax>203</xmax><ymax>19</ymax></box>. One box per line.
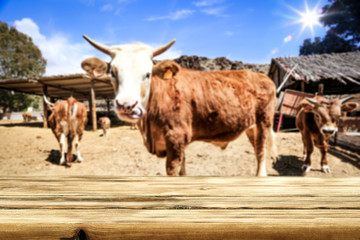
<box><xmin>269</xmin><ymin>51</ymin><xmax>360</xmax><ymax>85</ymax></box>
<box><xmin>0</xmin><ymin>73</ymin><xmax>115</xmax><ymax>100</ymax></box>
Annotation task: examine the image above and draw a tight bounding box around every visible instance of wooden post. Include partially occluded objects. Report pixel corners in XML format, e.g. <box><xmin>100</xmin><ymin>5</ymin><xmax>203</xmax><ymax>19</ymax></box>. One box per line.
<box><xmin>42</xmin><ymin>85</ymin><xmax>48</xmax><ymax>128</ymax></box>
<box><xmin>318</xmin><ymin>83</ymin><xmax>324</xmax><ymax>96</ymax></box>
<box><xmin>90</xmin><ymin>79</ymin><xmax>97</xmax><ymax>131</ymax></box>
<box><xmin>301</xmin><ymin>81</ymin><xmax>305</xmax><ymax>92</ymax></box>
<box><xmin>106</xmin><ymin>98</ymin><xmax>111</xmax><ymax>116</ymax></box>
<box><xmin>276</xmin><ymin>113</ymin><xmax>283</xmax><ymax>132</ymax></box>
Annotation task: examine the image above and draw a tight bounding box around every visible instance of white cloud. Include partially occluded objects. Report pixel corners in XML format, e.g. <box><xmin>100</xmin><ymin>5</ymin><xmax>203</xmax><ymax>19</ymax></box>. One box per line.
<box><xmin>153</xmin><ymin>48</ymin><xmax>182</xmax><ymax>61</ymax></box>
<box><xmin>146</xmin><ymin>9</ymin><xmax>194</xmax><ymax>21</ymax></box>
<box><xmin>14</xmin><ymin>18</ymin><xmax>99</xmax><ymax>76</ymax></box>
<box><xmin>193</xmin><ymin>0</ymin><xmax>224</xmax><ymax>7</ymax></box>
<box><xmin>271</xmin><ymin>48</ymin><xmax>279</xmax><ymax>55</ymax></box>
<box><xmin>225</xmin><ymin>31</ymin><xmax>233</xmax><ymax>37</ymax></box>
<box><xmin>101</xmin><ymin>4</ymin><xmax>114</xmax><ymax>12</ymax></box>
<box><xmin>14</xmin><ymin>18</ymin><xmax>45</xmax><ymax>42</ymax></box>
<box><xmin>201</xmin><ymin>6</ymin><xmax>227</xmax><ymax>17</ymax></box>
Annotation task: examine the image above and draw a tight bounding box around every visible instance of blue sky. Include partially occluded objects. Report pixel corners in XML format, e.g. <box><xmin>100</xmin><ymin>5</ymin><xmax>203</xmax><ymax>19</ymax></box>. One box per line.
<box><xmin>0</xmin><ymin>0</ymin><xmax>328</xmax><ymax>75</ymax></box>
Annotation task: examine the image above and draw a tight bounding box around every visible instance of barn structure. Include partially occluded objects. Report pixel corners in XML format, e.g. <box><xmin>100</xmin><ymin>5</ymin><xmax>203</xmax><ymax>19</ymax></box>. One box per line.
<box><xmin>0</xmin><ymin>73</ymin><xmax>115</xmax><ymax>131</ymax></box>
<box><xmin>268</xmin><ymin>51</ymin><xmax>360</xmax><ymax>95</ymax></box>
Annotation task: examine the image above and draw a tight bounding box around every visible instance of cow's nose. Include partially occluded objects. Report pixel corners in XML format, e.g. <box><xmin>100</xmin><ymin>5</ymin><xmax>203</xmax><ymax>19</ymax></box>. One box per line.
<box><xmin>115</xmin><ymin>100</ymin><xmax>124</xmax><ymax>110</ymax></box>
<box><xmin>116</xmin><ymin>100</ymin><xmax>138</xmax><ymax>113</ymax></box>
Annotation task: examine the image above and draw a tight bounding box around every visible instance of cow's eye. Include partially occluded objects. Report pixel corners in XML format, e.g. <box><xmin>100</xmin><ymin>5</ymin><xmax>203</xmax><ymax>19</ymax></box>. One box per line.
<box><xmin>315</xmin><ymin>114</ymin><xmax>320</xmax><ymax>119</ymax></box>
<box><xmin>144</xmin><ymin>72</ymin><xmax>151</xmax><ymax>80</ymax></box>
<box><xmin>111</xmin><ymin>70</ymin><xmax>116</xmax><ymax>78</ymax></box>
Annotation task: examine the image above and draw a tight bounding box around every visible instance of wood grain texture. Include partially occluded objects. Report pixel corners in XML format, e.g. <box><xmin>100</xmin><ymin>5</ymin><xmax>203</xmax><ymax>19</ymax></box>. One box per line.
<box><xmin>0</xmin><ymin>176</ymin><xmax>359</xmax><ymax>239</ymax></box>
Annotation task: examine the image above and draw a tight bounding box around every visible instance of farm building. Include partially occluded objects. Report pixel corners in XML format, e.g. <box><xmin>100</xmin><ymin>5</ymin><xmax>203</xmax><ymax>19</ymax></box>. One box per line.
<box><xmin>0</xmin><ymin>73</ymin><xmax>115</xmax><ymax>130</ymax></box>
<box><xmin>268</xmin><ymin>51</ymin><xmax>360</xmax><ymax>95</ymax></box>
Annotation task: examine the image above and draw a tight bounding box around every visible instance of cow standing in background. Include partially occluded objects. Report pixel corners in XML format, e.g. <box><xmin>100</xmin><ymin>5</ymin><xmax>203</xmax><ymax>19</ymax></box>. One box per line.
<box><xmin>296</xmin><ymin>96</ymin><xmax>358</xmax><ymax>174</ymax></box>
<box><xmin>98</xmin><ymin>116</ymin><xmax>111</xmax><ymax>136</ymax></box>
<box><xmin>22</xmin><ymin>111</ymin><xmax>33</xmax><ymax>122</ymax></box>
<box><xmin>44</xmin><ymin>96</ymin><xmax>87</xmax><ymax>166</ymax></box>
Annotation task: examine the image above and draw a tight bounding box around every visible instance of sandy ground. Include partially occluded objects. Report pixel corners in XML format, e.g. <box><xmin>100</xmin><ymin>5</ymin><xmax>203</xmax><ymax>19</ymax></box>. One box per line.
<box><xmin>0</xmin><ymin>120</ymin><xmax>359</xmax><ymax>177</ymax></box>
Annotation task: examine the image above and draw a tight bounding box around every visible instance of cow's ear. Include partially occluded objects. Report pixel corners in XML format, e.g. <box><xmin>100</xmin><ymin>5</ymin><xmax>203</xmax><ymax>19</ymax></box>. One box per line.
<box><xmin>152</xmin><ymin>60</ymin><xmax>180</xmax><ymax>80</ymax></box>
<box><xmin>81</xmin><ymin>57</ymin><xmax>109</xmax><ymax>78</ymax></box>
<box><xmin>341</xmin><ymin>102</ymin><xmax>359</xmax><ymax>113</ymax></box>
<box><xmin>300</xmin><ymin>100</ymin><xmax>314</xmax><ymax>112</ymax></box>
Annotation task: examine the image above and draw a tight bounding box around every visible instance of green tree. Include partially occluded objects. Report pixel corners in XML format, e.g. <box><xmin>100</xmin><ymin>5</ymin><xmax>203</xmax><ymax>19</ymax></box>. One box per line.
<box><xmin>299</xmin><ymin>32</ymin><xmax>356</xmax><ymax>55</ymax></box>
<box><xmin>299</xmin><ymin>0</ymin><xmax>360</xmax><ymax>55</ymax></box>
<box><xmin>0</xmin><ymin>21</ymin><xmax>46</xmax><ymax>113</ymax></box>
<box><xmin>321</xmin><ymin>0</ymin><xmax>360</xmax><ymax>46</ymax></box>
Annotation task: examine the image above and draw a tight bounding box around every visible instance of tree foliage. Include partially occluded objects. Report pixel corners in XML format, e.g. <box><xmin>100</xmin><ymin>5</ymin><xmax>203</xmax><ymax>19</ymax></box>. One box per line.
<box><xmin>0</xmin><ymin>21</ymin><xmax>46</xmax><ymax>112</ymax></box>
<box><xmin>321</xmin><ymin>0</ymin><xmax>360</xmax><ymax>45</ymax></box>
<box><xmin>299</xmin><ymin>0</ymin><xmax>360</xmax><ymax>55</ymax></box>
<box><xmin>299</xmin><ymin>32</ymin><xmax>356</xmax><ymax>55</ymax></box>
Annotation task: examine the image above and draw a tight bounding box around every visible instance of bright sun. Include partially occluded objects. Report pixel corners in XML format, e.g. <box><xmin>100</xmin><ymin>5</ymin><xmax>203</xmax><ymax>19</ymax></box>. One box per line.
<box><xmin>300</xmin><ymin>9</ymin><xmax>320</xmax><ymax>29</ymax></box>
<box><xmin>290</xmin><ymin>1</ymin><xmax>323</xmax><ymax>36</ymax></box>
<box><xmin>299</xmin><ymin>6</ymin><xmax>322</xmax><ymax>34</ymax></box>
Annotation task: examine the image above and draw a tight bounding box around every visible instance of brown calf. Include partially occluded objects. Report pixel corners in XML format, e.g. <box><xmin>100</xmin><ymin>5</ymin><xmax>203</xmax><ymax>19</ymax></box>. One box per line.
<box><xmin>22</xmin><ymin>111</ymin><xmax>33</xmax><ymax>122</ymax></box>
<box><xmin>296</xmin><ymin>96</ymin><xmax>358</xmax><ymax>173</ymax></box>
<box><xmin>44</xmin><ymin>96</ymin><xmax>88</xmax><ymax>166</ymax></box>
<box><xmin>98</xmin><ymin>116</ymin><xmax>111</xmax><ymax>136</ymax></box>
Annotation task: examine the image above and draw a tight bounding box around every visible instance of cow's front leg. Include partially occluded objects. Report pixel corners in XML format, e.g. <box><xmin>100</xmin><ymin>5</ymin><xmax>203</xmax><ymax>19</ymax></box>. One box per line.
<box><xmin>165</xmin><ymin>131</ymin><xmax>186</xmax><ymax>176</ymax></box>
<box><xmin>254</xmin><ymin>124</ymin><xmax>269</xmax><ymax>177</ymax></box>
<box><xmin>302</xmin><ymin>132</ymin><xmax>313</xmax><ymax>173</ymax></box>
<box><xmin>318</xmin><ymin>142</ymin><xmax>330</xmax><ymax>174</ymax></box>
<box><xmin>165</xmin><ymin>142</ymin><xmax>185</xmax><ymax>176</ymax></box>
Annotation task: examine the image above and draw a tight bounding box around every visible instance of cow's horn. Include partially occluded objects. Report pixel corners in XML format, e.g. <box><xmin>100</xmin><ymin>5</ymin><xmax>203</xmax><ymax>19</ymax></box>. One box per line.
<box><xmin>305</xmin><ymin>97</ymin><xmax>317</xmax><ymax>105</ymax></box>
<box><xmin>340</xmin><ymin>95</ymin><xmax>354</xmax><ymax>104</ymax></box>
<box><xmin>153</xmin><ymin>39</ymin><xmax>176</xmax><ymax>57</ymax></box>
<box><xmin>83</xmin><ymin>34</ymin><xmax>112</xmax><ymax>56</ymax></box>
<box><xmin>43</xmin><ymin>94</ymin><xmax>54</xmax><ymax>107</ymax></box>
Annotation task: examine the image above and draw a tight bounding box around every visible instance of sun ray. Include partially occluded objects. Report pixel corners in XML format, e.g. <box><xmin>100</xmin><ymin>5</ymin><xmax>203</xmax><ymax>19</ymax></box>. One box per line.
<box><xmin>286</xmin><ymin>0</ymin><xmax>323</xmax><ymax>37</ymax></box>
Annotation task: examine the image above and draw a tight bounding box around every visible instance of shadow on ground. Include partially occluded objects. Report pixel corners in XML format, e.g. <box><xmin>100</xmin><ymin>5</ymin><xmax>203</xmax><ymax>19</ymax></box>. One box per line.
<box><xmin>272</xmin><ymin>155</ymin><xmax>304</xmax><ymax>176</ymax></box>
<box><xmin>45</xmin><ymin>149</ymin><xmax>78</xmax><ymax>166</ymax></box>
<box><xmin>329</xmin><ymin>146</ymin><xmax>360</xmax><ymax>170</ymax></box>
<box><xmin>0</xmin><ymin>121</ymin><xmax>43</xmax><ymax>128</ymax></box>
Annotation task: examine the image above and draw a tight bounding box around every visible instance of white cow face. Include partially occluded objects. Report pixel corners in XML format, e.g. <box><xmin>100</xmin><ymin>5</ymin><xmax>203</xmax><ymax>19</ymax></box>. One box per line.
<box><xmin>82</xmin><ymin>35</ymin><xmax>175</xmax><ymax>123</ymax></box>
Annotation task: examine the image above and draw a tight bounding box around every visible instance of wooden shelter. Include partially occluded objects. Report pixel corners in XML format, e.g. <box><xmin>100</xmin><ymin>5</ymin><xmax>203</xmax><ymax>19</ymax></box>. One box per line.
<box><xmin>268</xmin><ymin>51</ymin><xmax>360</xmax><ymax>95</ymax></box>
<box><xmin>0</xmin><ymin>73</ymin><xmax>115</xmax><ymax>131</ymax></box>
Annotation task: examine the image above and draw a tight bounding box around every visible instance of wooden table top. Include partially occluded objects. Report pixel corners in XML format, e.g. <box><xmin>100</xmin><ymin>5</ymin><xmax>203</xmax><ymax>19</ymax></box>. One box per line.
<box><xmin>0</xmin><ymin>176</ymin><xmax>359</xmax><ymax>239</ymax></box>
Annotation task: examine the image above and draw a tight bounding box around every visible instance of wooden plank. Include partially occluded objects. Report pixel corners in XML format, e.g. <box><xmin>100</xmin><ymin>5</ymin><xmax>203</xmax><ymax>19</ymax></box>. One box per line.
<box><xmin>0</xmin><ymin>177</ymin><xmax>360</xmax><ymax>239</ymax></box>
<box><xmin>278</xmin><ymin>89</ymin><xmax>314</xmax><ymax>117</ymax></box>
<box><xmin>331</xmin><ymin>133</ymin><xmax>360</xmax><ymax>154</ymax></box>
<box><xmin>90</xmin><ymin>79</ymin><xmax>97</xmax><ymax>131</ymax></box>
<box><xmin>339</xmin><ymin>116</ymin><xmax>360</xmax><ymax>132</ymax></box>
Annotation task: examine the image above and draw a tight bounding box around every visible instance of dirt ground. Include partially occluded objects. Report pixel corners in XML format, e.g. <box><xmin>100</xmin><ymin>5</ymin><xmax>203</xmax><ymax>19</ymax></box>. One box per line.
<box><xmin>0</xmin><ymin>120</ymin><xmax>359</xmax><ymax>177</ymax></box>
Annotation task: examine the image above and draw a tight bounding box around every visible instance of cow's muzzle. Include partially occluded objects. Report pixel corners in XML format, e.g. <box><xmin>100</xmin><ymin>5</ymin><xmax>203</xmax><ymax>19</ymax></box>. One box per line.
<box><xmin>115</xmin><ymin>99</ymin><xmax>145</xmax><ymax>122</ymax></box>
<box><xmin>321</xmin><ymin>126</ymin><xmax>337</xmax><ymax>135</ymax></box>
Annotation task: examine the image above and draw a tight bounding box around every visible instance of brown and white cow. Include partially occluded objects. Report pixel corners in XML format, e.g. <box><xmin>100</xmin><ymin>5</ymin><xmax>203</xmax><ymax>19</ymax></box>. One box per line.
<box><xmin>296</xmin><ymin>96</ymin><xmax>358</xmax><ymax>173</ymax></box>
<box><xmin>44</xmin><ymin>96</ymin><xmax>88</xmax><ymax>166</ymax></box>
<box><xmin>98</xmin><ymin>116</ymin><xmax>111</xmax><ymax>136</ymax></box>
